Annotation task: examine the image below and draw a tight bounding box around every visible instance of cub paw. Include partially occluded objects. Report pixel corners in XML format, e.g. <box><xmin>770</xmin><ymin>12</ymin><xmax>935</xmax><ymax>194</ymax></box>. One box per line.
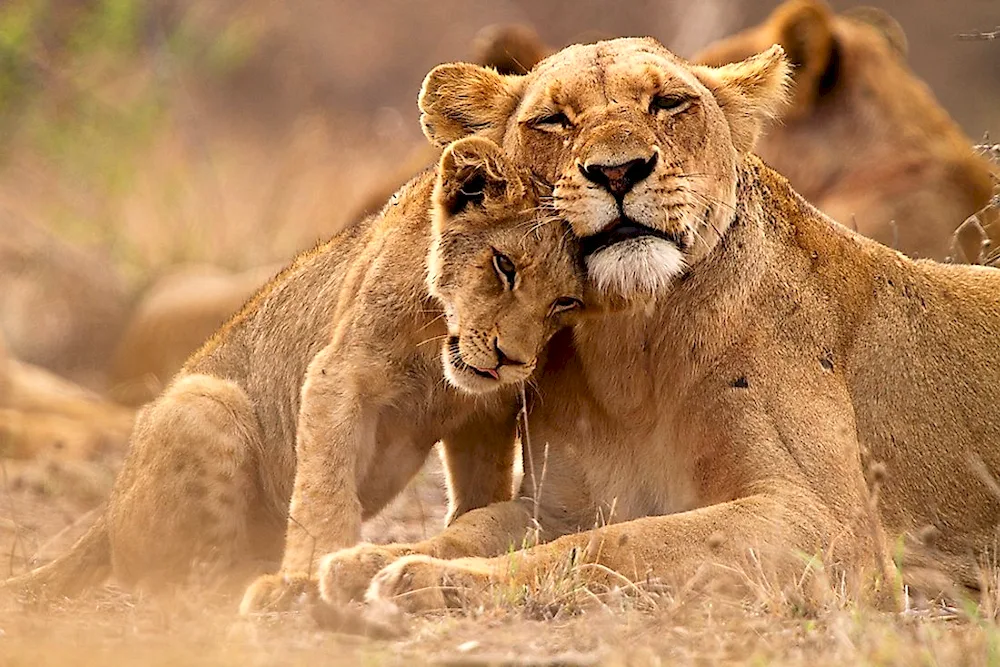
<box><xmin>365</xmin><ymin>555</ymin><xmax>491</xmax><ymax>613</ymax></box>
<box><xmin>239</xmin><ymin>572</ymin><xmax>316</xmax><ymax>615</ymax></box>
<box><xmin>317</xmin><ymin>543</ymin><xmax>414</xmax><ymax>605</ymax></box>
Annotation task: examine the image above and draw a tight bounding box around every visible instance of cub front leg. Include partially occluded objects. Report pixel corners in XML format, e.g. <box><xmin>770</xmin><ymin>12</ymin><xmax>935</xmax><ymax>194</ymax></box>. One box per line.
<box><xmin>241</xmin><ymin>345</ymin><xmax>374</xmax><ymax>614</ymax></box>
<box><xmin>315</xmin><ymin>405</ymin><xmax>526</xmax><ymax>606</ymax></box>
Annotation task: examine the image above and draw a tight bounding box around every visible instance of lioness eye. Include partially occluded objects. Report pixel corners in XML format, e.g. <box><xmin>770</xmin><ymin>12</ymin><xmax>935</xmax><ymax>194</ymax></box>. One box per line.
<box><xmin>532</xmin><ymin>112</ymin><xmax>571</xmax><ymax>131</ymax></box>
<box><xmin>649</xmin><ymin>94</ymin><xmax>690</xmax><ymax>115</ymax></box>
<box><xmin>492</xmin><ymin>251</ymin><xmax>516</xmax><ymax>289</ymax></box>
<box><xmin>550</xmin><ymin>297</ymin><xmax>583</xmax><ymax>316</ymax></box>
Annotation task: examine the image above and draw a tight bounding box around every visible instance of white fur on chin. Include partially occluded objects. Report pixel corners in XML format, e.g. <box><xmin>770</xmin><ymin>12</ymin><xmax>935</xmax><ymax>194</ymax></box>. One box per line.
<box><xmin>586</xmin><ymin>237</ymin><xmax>686</xmax><ymax>297</ymax></box>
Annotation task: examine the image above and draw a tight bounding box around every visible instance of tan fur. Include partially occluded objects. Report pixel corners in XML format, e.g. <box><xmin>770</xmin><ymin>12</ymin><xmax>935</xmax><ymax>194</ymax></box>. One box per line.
<box><xmin>693</xmin><ymin>0</ymin><xmax>997</xmax><ymax>261</ymax></box>
<box><xmin>1</xmin><ymin>358</ymin><xmax>134</xmax><ymax>462</ymax></box>
<box><xmin>0</xmin><ymin>211</ymin><xmax>128</xmax><ymax>390</ymax></box>
<box><xmin>314</xmin><ymin>38</ymin><xmax>1000</xmax><ymax>614</ymax></box>
<box><xmin>2</xmin><ymin>138</ymin><xmax>583</xmax><ymax>606</ymax></box>
<box><xmin>108</xmin><ymin>264</ymin><xmax>284</xmax><ymax>406</ymax></box>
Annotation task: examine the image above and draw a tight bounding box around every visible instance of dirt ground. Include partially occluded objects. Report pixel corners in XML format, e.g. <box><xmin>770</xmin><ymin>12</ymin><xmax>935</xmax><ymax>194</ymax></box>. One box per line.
<box><xmin>2</xmin><ymin>454</ymin><xmax>1000</xmax><ymax>667</ymax></box>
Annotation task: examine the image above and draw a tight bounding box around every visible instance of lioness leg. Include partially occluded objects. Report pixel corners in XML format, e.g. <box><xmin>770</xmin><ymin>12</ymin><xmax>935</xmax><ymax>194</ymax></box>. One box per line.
<box><xmin>367</xmin><ymin>487</ymin><xmax>894</xmax><ymax>612</ymax></box>
<box><xmin>439</xmin><ymin>408</ymin><xmax>519</xmax><ymax>525</ymax></box>
<box><xmin>107</xmin><ymin>374</ymin><xmax>268</xmax><ymax>592</ymax></box>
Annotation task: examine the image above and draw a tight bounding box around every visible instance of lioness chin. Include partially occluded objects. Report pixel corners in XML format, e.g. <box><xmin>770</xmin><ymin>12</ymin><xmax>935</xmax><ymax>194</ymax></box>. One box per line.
<box><xmin>2</xmin><ymin>137</ymin><xmax>584</xmax><ymax>606</ymax></box>
<box><xmin>315</xmin><ymin>37</ymin><xmax>1000</xmax><ymax>615</ymax></box>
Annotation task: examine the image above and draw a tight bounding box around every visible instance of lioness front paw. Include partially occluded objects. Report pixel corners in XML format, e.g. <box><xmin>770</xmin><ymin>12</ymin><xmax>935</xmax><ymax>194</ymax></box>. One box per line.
<box><xmin>317</xmin><ymin>543</ymin><xmax>415</xmax><ymax>605</ymax></box>
<box><xmin>365</xmin><ymin>555</ymin><xmax>491</xmax><ymax>613</ymax></box>
<box><xmin>239</xmin><ymin>572</ymin><xmax>317</xmax><ymax>615</ymax></box>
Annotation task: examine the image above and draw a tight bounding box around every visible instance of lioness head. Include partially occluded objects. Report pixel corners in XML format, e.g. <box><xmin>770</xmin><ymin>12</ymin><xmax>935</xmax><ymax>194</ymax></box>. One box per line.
<box><xmin>419</xmin><ymin>38</ymin><xmax>790</xmax><ymax>301</ymax></box>
<box><xmin>428</xmin><ymin>136</ymin><xmax>584</xmax><ymax>394</ymax></box>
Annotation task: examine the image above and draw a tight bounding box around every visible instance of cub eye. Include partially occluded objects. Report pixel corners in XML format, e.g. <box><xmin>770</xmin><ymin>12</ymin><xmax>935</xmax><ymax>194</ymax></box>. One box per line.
<box><xmin>649</xmin><ymin>94</ymin><xmax>691</xmax><ymax>115</ymax></box>
<box><xmin>531</xmin><ymin>111</ymin><xmax>572</xmax><ymax>132</ymax></box>
<box><xmin>492</xmin><ymin>251</ymin><xmax>516</xmax><ymax>289</ymax></box>
<box><xmin>549</xmin><ymin>296</ymin><xmax>583</xmax><ymax>316</ymax></box>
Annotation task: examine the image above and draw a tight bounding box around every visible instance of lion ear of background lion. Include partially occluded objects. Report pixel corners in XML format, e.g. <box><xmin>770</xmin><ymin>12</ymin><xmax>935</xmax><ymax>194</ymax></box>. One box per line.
<box><xmin>693</xmin><ymin>44</ymin><xmax>792</xmax><ymax>154</ymax></box>
<box><xmin>768</xmin><ymin>0</ymin><xmax>836</xmax><ymax>116</ymax></box>
<box><xmin>762</xmin><ymin>1</ymin><xmax>907</xmax><ymax>118</ymax></box>
<box><xmin>419</xmin><ymin>64</ymin><xmax>524</xmax><ymax>147</ymax></box>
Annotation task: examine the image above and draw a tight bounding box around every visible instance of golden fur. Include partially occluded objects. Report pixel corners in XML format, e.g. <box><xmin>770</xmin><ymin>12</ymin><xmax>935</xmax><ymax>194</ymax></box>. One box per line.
<box><xmin>1</xmin><ymin>356</ymin><xmax>134</xmax><ymax>463</ymax></box>
<box><xmin>108</xmin><ymin>264</ymin><xmax>284</xmax><ymax>406</ymax></box>
<box><xmin>0</xmin><ymin>211</ymin><xmax>128</xmax><ymax>390</ymax></box>
<box><xmin>312</xmin><ymin>38</ymin><xmax>1000</xmax><ymax>614</ymax></box>
<box><xmin>2</xmin><ymin>138</ymin><xmax>583</xmax><ymax>603</ymax></box>
<box><xmin>693</xmin><ymin>0</ymin><xmax>996</xmax><ymax>261</ymax></box>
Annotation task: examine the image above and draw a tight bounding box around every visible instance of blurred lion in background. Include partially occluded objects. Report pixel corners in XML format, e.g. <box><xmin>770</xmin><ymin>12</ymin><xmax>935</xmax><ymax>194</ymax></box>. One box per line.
<box><xmin>694</xmin><ymin>0</ymin><xmax>997</xmax><ymax>261</ymax></box>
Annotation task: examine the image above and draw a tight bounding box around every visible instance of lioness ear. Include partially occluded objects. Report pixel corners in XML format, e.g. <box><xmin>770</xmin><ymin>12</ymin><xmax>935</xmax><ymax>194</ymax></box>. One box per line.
<box><xmin>694</xmin><ymin>44</ymin><xmax>792</xmax><ymax>154</ymax></box>
<box><xmin>769</xmin><ymin>0</ymin><xmax>836</xmax><ymax>116</ymax></box>
<box><xmin>419</xmin><ymin>63</ymin><xmax>525</xmax><ymax>147</ymax></box>
<box><xmin>435</xmin><ymin>137</ymin><xmax>517</xmax><ymax>217</ymax></box>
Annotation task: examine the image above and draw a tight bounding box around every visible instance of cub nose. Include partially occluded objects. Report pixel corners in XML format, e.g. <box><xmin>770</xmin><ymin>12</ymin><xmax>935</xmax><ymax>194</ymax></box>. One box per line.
<box><xmin>494</xmin><ymin>338</ymin><xmax>526</xmax><ymax>368</ymax></box>
<box><xmin>579</xmin><ymin>153</ymin><xmax>658</xmax><ymax>198</ymax></box>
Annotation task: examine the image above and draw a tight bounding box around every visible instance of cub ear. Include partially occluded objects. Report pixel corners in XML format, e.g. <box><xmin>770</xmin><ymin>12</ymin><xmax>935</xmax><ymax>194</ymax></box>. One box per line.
<box><xmin>693</xmin><ymin>44</ymin><xmax>792</xmax><ymax>154</ymax></box>
<box><xmin>419</xmin><ymin>63</ymin><xmax>525</xmax><ymax>147</ymax></box>
<box><xmin>769</xmin><ymin>0</ymin><xmax>836</xmax><ymax>116</ymax></box>
<box><xmin>435</xmin><ymin>137</ymin><xmax>518</xmax><ymax>217</ymax></box>
<box><xmin>471</xmin><ymin>23</ymin><xmax>550</xmax><ymax>76</ymax></box>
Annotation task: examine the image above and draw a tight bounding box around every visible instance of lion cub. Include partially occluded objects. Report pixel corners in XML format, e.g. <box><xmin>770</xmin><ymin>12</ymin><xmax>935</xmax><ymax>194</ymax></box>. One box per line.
<box><xmin>4</xmin><ymin>136</ymin><xmax>583</xmax><ymax>607</ymax></box>
<box><xmin>240</xmin><ymin>137</ymin><xmax>584</xmax><ymax>611</ymax></box>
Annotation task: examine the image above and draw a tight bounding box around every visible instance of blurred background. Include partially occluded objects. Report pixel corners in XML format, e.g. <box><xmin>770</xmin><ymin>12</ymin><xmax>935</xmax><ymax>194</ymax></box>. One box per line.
<box><xmin>0</xmin><ymin>0</ymin><xmax>995</xmax><ymax>286</ymax></box>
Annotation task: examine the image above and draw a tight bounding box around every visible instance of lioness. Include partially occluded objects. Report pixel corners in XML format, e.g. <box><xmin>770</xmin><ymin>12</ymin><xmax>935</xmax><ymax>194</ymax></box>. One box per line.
<box><xmin>693</xmin><ymin>0</ymin><xmax>997</xmax><ymax>261</ymax></box>
<box><xmin>3</xmin><ymin>137</ymin><xmax>584</xmax><ymax>600</ymax></box>
<box><xmin>312</xmin><ymin>38</ymin><xmax>1000</xmax><ymax>614</ymax></box>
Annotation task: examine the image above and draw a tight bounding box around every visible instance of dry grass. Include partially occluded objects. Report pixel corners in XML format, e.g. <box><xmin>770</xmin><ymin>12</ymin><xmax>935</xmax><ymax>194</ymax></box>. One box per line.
<box><xmin>4</xmin><ymin>457</ymin><xmax>1000</xmax><ymax>667</ymax></box>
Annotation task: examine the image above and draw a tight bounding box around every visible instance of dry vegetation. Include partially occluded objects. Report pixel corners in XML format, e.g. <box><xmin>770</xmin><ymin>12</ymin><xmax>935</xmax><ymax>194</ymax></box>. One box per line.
<box><xmin>1</xmin><ymin>0</ymin><xmax>1000</xmax><ymax>665</ymax></box>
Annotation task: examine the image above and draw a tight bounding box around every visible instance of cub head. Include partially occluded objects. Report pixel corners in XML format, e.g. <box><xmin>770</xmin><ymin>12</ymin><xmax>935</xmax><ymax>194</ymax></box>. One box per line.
<box><xmin>429</xmin><ymin>136</ymin><xmax>585</xmax><ymax>394</ymax></box>
<box><xmin>419</xmin><ymin>37</ymin><xmax>790</xmax><ymax>302</ymax></box>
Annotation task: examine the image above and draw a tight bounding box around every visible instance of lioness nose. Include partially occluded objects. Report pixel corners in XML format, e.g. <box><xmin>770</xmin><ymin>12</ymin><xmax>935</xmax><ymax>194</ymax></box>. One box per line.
<box><xmin>579</xmin><ymin>153</ymin><xmax>658</xmax><ymax>198</ymax></box>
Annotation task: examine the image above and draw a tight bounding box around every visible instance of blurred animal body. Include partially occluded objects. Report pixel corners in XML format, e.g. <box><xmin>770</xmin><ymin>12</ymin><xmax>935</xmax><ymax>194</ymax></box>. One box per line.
<box><xmin>694</xmin><ymin>0</ymin><xmax>997</xmax><ymax>261</ymax></box>
<box><xmin>108</xmin><ymin>264</ymin><xmax>284</xmax><ymax>407</ymax></box>
<box><xmin>0</xmin><ymin>212</ymin><xmax>128</xmax><ymax>390</ymax></box>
